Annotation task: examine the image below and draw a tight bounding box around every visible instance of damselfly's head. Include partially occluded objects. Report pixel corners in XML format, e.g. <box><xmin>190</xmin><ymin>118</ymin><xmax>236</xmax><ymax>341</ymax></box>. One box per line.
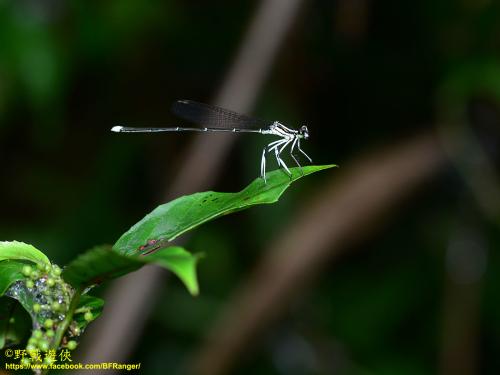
<box><xmin>299</xmin><ymin>125</ymin><xmax>309</xmax><ymax>140</ymax></box>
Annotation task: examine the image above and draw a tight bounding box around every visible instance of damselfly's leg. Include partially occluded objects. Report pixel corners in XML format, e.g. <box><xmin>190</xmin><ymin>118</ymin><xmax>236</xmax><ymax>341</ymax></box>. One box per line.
<box><xmin>267</xmin><ymin>139</ymin><xmax>290</xmax><ymax>176</ymax></box>
<box><xmin>261</xmin><ymin>139</ymin><xmax>287</xmax><ymax>183</ymax></box>
<box><xmin>297</xmin><ymin>138</ymin><xmax>312</xmax><ymax>163</ymax></box>
<box><xmin>260</xmin><ymin>148</ymin><xmax>267</xmax><ymax>183</ymax></box>
<box><xmin>289</xmin><ymin>137</ymin><xmax>303</xmax><ymax>176</ymax></box>
<box><xmin>274</xmin><ymin>140</ymin><xmax>292</xmax><ymax>177</ymax></box>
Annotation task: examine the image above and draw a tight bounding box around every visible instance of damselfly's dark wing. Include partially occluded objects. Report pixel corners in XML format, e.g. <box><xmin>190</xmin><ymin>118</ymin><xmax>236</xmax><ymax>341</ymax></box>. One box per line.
<box><xmin>171</xmin><ymin>100</ymin><xmax>273</xmax><ymax>129</ymax></box>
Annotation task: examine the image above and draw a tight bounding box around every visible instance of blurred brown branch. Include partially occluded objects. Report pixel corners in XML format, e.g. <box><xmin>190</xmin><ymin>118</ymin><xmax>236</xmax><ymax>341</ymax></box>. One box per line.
<box><xmin>76</xmin><ymin>0</ymin><xmax>305</xmax><ymax>371</ymax></box>
<box><xmin>437</xmin><ymin>115</ymin><xmax>500</xmax><ymax>375</ymax></box>
<box><xmin>438</xmin><ymin>121</ymin><xmax>500</xmax><ymax>222</ymax></box>
<box><xmin>440</xmin><ymin>241</ymin><xmax>483</xmax><ymax>375</ymax></box>
<box><xmin>187</xmin><ymin>132</ymin><xmax>447</xmax><ymax>375</ymax></box>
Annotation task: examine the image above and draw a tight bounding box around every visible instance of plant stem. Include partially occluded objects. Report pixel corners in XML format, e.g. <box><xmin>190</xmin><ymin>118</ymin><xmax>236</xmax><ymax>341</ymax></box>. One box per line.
<box><xmin>41</xmin><ymin>288</ymin><xmax>82</xmax><ymax>374</ymax></box>
<box><xmin>52</xmin><ymin>288</ymin><xmax>81</xmax><ymax>349</ymax></box>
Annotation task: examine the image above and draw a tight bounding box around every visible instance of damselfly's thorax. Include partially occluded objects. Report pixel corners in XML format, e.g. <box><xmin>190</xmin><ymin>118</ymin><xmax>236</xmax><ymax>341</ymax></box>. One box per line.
<box><xmin>267</xmin><ymin>122</ymin><xmax>309</xmax><ymax>140</ymax></box>
<box><xmin>267</xmin><ymin>121</ymin><xmax>299</xmax><ymax>139</ymax></box>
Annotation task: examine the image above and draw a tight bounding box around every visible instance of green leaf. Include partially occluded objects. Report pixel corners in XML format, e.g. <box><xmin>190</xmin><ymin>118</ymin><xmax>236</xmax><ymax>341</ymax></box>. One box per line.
<box><xmin>62</xmin><ymin>245</ymin><xmax>201</xmax><ymax>295</ymax></box>
<box><xmin>0</xmin><ymin>297</ymin><xmax>30</xmax><ymax>349</ymax></box>
<box><xmin>0</xmin><ymin>241</ymin><xmax>50</xmax><ymax>266</ymax></box>
<box><xmin>62</xmin><ymin>246</ymin><xmax>141</xmax><ymax>288</ymax></box>
<box><xmin>73</xmin><ymin>295</ymin><xmax>104</xmax><ymax>332</ymax></box>
<box><xmin>144</xmin><ymin>246</ymin><xmax>202</xmax><ymax>296</ymax></box>
<box><xmin>114</xmin><ymin>165</ymin><xmax>336</xmax><ymax>255</ymax></box>
<box><xmin>4</xmin><ymin>282</ymin><xmax>38</xmax><ymax>325</ymax></box>
<box><xmin>0</xmin><ymin>261</ymin><xmax>27</xmax><ymax>296</ymax></box>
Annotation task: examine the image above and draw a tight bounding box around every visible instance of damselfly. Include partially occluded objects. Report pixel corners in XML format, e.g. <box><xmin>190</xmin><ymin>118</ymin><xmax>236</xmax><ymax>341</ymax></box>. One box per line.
<box><xmin>111</xmin><ymin>100</ymin><xmax>312</xmax><ymax>183</ymax></box>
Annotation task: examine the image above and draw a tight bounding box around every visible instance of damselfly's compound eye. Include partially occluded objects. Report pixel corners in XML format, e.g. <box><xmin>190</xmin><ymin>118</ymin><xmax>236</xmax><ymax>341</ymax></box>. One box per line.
<box><xmin>300</xmin><ymin>125</ymin><xmax>309</xmax><ymax>139</ymax></box>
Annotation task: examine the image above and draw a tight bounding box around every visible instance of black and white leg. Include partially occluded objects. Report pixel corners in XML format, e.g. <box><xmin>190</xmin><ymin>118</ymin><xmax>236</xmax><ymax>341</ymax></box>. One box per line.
<box><xmin>261</xmin><ymin>139</ymin><xmax>286</xmax><ymax>183</ymax></box>
<box><xmin>297</xmin><ymin>138</ymin><xmax>312</xmax><ymax>163</ymax></box>
<box><xmin>274</xmin><ymin>139</ymin><xmax>292</xmax><ymax>177</ymax></box>
<box><xmin>289</xmin><ymin>137</ymin><xmax>303</xmax><ymax>175</ymax></box>
<box><xmin>260</xmin><ymin>147</ymin><xmax>267</xmax><ymax>182</ymax></box>
<box><xmin>267</xmin><ymin>139</ymin><xmax>290</xmax><ymax>175</ymax></box>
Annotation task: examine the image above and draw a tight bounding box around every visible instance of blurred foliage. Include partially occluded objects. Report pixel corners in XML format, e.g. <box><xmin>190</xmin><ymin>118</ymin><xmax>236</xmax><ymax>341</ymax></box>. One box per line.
<box><xmin>0</xmin><ymin>0</ymin><xmax>499</xmax><ymax>374</ymax></box>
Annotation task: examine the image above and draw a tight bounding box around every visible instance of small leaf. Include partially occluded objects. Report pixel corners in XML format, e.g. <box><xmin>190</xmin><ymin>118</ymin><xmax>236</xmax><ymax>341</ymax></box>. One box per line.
<box><xmin>114</xmin><ymin>165</ymin><xmax>336</xmax><ymax>255</ymax></box>
<box><xmin>0</xmin><ymin>297</ymin><xmax>30</xmax><ymax>349</ymax></box>
<box><xmin>4</xmin><ymin>282</ymin><xmax>38</xmax><ymax>325</ymax></box>
<box><xmin>62</xmin><ymin>246</ymin><xmax>201</xmax><ymax>295</ymax></box>
<box><xmin>73</xmin><ymin>295</ymin><xmax>104</xmax><ymax>332</ymax></box>
<box><xmin>145</xmin><ymin>247</ymin><xmax>202</xmax><ymax>295</ymax></box>
<box><xmin>0</xmin><ymin>241</ymin><xmax>50</xmax><ymax>266</ymax></box>
<box><xmin>77</xmin><ymin>295</ymin><xmax>104</xmax><ymax>314</ymax></box>
<box><xmin>0</xmin><ymin>261</ymin><xmax>27</xmax><ymax>296</ymax></box>
<box><xmin>62</xmin><ymin>245</ymin><xmax>141</xmax><ymax>288</ymax></box>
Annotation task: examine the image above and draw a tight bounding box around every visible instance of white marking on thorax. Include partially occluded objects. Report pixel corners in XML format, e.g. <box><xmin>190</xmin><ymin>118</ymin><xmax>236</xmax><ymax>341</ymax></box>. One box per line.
<box><xmin>264</xmin><ymin>121</ymin><xmax>296</xmax><ymax>139</ymax></box>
